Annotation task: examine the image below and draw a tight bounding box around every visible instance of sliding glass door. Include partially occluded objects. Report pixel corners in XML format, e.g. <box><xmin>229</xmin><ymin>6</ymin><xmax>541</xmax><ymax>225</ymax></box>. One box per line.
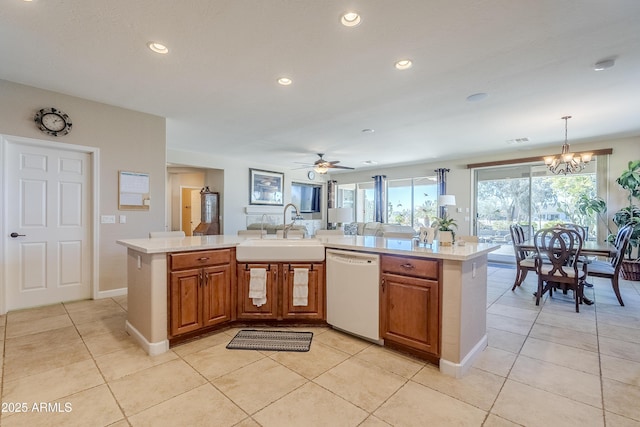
<box><xmin>475</xmin><ymin>161</ymin><xmax>598</xmax><ymax>259</ymax></box>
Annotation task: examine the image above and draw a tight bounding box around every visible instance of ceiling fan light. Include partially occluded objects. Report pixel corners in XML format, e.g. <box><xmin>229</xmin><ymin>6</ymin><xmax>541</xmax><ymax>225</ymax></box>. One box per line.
<box><xmin>314</xmin><ymin>165</ymin><xmax>329</xmax><ymax>174</ymax></box>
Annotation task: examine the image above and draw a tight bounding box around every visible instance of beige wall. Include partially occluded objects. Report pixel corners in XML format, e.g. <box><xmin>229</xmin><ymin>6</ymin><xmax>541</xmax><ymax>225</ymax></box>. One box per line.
<box><xmin>0</xmin><ymin>79</ymin><xmax>166</xmax><ymax>293</ymax></box>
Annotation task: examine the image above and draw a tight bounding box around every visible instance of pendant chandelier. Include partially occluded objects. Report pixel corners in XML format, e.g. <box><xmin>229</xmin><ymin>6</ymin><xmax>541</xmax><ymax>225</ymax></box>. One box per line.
<box><xmin>544</xmin><ymin>116</ymin><xmax>593</xmax><ymax>175</ymax></box>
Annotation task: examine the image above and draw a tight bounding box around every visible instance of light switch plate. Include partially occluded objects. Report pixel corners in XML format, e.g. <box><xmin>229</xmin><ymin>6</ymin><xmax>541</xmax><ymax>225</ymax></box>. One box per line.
<box><xmin>101</xmin><ymin>215</ymin><xmax>116</xmax><ymax>224</ymax></box>
<box><xmin>119</xmin><ymin>215</ymin><xmax>126</xmax><ymax>224</ymax></box>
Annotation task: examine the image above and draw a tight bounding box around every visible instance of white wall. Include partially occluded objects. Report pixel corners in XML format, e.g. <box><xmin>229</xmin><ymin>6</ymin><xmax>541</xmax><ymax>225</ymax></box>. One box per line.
<box><xmin>326</xmin><ymin>137</ymin><xmax>640</xmax><ymax>235</ymax></box>
<box><xmin>0</xmin><ymin>79</ymin><xmax>166</xmax><ymax>293</ymax></box>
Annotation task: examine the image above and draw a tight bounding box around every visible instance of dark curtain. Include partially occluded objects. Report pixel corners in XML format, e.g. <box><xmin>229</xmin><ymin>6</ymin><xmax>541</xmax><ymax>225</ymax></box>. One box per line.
<box><xmin>373</xmin><ymin>175</ymin><xmax>387</xmax><ymax>223</ymax></box>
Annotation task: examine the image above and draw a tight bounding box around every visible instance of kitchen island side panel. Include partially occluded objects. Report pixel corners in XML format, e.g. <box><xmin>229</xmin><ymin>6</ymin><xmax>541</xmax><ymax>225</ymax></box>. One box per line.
<box><xmin>440</xmin><ymin>255</ymin><xmax>488</xmax><ymax>377</ymax></box>
<box><xmin>126</xmin><ymin>249</ymin><xmax>168</xmax><ymax>350</ymax></box>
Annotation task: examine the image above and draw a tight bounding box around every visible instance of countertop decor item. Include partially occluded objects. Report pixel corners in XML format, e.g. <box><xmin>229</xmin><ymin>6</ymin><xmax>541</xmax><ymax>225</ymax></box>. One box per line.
<box><xmin>434</xmin><ymin>212</ymin><xmax>457</xmax><ymax>245</ymax></box>
<box><xmin>34</xmin><ymin>107</ymin><xmax>72</xmax><ymax>137</ymax></box>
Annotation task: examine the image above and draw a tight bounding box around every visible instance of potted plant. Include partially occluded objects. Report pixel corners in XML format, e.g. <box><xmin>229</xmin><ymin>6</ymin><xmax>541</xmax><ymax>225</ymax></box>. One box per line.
<box><xmin>612</xmin><ymin>160</ymin><xmax>640</xmax><ymax>280</ymax></box>
<box><xmin>435</xmin><ymin>213</ymin><xmax>458</xmax><ymax>246</ymax></box>
<box><xmin>576</xmin><ymin>194</ymin><xmax>611</xmax><ymax>239</ymax></box>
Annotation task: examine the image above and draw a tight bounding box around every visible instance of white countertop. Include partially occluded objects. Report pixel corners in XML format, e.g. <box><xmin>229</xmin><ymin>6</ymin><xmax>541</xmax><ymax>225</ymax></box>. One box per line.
<box><xmin>117</xmin><ymin>235</ymin><xmax>499</xmax><ymax>261</ymax></box>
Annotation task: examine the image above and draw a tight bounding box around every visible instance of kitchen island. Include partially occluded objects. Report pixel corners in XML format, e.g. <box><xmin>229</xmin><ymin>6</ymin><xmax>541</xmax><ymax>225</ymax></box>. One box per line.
<box><xmin>117</xmin><ymin>235</ymin><xmax>499</xmax><ymax>377</ymax></box>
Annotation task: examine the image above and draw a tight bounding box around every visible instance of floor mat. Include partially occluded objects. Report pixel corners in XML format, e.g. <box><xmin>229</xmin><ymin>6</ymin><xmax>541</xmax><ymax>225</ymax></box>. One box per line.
<box><xmin>226</xmin><ymin>329</ymin><xmax>313</xmax><ymax>352</ymax></box>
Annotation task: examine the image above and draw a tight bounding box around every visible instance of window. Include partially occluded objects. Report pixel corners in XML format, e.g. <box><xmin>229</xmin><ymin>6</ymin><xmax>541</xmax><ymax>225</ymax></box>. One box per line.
<box><xmin>356</xmin><ymin>182</ymin><xmax>375</xmax><ymax>222</ymax></box>
<box><xmin>474</xmin><ymin>160</ymin><xmax>599</xmax><ymax>258</ymax></box>
<box><xmin>338</xmin><ymin>176</ymin><xmax>437</xmax><ymax>229</ymax></box>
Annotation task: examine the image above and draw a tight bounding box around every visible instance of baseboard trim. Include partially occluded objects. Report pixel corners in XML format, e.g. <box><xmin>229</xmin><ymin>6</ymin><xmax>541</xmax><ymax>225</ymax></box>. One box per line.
<box><xmin>125</xmin><ymin>320</ymin><xmax>169</xmax><ymax>356</ymax></box>
<box><xmin>439</xmin><ymin>334</ymin><xmax>488</xmax><ymax>378</ymax></box>
<box><xmin>96</xmin><ymin>287</ymin><xmax>127</xmax><ymax>299</ymax></box>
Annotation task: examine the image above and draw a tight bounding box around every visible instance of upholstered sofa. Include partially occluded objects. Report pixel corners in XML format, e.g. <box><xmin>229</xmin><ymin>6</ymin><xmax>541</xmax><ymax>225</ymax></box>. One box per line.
<box><xmin>344</xmin><ymin>222</ymin><xmax>416</xmax><ymax>237</ymax></box>
<box><xmin>246</xmin><ymin>223</ymin><xmax>309</xmax><ymax>237</ymax></box>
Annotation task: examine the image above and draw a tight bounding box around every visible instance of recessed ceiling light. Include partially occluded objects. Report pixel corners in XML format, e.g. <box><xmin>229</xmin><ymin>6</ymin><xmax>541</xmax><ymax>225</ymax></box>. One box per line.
<box><xmin>394</xmin><ymin>59</ymin><xmax>412</xmax><ymax>70</ymax></box>
<box><xmin>466</xmin><ymin>92</ymin><xmax>488</xmax><ymax>102</ymax></box>
<box><xmin>362</xmin><ymin>160</ymin><xmax>378</xmax><ymax>165</ymax></box>
<box><xmin>147</xmin><ymin>42</ymin><xmax>168</xmax><ymax>54</ymax></box>
<box><xmin>361</xmin><ymin>128</ymin><xmax>375</xmax><ymax>133</ymax></box>
<box><xmin>594</xmin><ymin>59</ymin><xmax>615</xmax><ymax>71</ymax></box>
<box><xmin>277</xmin><ymin>77</ymin><xmax>292</xmax><ymax>86</ymax></box>
<box><xmin>341</xmin><ymin>11</ymin><xmax>361</xmax><ymax>27</ymax></box>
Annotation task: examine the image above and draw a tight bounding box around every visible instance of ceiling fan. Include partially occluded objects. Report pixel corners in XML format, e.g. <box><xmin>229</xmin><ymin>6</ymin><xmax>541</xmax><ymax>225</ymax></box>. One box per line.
<box><xmin>296</xmin><ymin>153</ymin><xmax>355</xmax><ymax>174</ymax></box>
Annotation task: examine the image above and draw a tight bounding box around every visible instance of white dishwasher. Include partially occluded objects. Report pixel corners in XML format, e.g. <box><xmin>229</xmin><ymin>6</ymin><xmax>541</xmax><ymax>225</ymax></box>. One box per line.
<box><xmin>326</xmin><ymin>249</ymin><xmax>381</xmax><ymax>343</ymax></box>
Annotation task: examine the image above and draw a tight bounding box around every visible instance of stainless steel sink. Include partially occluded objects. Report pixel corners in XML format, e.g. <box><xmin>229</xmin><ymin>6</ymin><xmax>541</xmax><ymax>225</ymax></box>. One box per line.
<box><xmin>236</xmin><ymin>238</ymin><xmax>325</xmax><ymax>262</ymax></box>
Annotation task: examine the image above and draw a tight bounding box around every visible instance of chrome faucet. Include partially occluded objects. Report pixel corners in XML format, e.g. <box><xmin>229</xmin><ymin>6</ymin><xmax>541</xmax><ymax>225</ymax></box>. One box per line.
<box><xmin>260</xmin><ymin>213</ymin><xmax>268</xmax><ymax>239</ymax></box>
<box><xmin>282</xmin><ymin>203</ymin><xmax>300</xmax><ymax>239</ymax></box>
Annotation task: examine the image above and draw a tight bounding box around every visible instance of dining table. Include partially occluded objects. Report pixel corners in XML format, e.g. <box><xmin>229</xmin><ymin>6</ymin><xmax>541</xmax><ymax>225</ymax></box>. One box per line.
<box><xmin>516</xmin><ymin>238</ymin><xmax>616</xmax><ymax>305</ymax></box>
<box><xmin>517</xmin><ymin>239</ymin><xmax>616</xmax><ymax>258</ymax></box>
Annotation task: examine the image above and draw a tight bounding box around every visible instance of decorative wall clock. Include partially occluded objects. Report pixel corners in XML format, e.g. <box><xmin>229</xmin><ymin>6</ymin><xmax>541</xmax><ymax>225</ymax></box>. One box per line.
<box><xmin>34</xmin><ymin>107</ymin><xmax>72</xmax><ymax>136</ymax></box>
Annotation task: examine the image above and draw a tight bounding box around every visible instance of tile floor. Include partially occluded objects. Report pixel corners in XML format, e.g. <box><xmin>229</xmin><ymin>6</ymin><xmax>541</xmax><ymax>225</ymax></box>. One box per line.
<box><xmin>1</xmin><ymin>265</ymin><xmax>640</xmax><ymax>426</ymax></box>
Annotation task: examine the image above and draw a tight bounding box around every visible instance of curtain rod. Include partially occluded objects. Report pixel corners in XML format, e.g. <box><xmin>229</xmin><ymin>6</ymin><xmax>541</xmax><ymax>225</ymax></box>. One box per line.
<box><xmin>466</xmin><ymin>148</ymin><xmax>613</xmax><ymax>169</ymax></box>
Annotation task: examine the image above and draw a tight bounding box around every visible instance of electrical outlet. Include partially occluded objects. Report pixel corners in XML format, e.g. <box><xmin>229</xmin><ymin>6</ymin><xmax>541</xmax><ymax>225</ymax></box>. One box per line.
<box><xmin>472</xmin><ymin>262</ymin><xmax>477</xmax><ymax>278</ymax></box>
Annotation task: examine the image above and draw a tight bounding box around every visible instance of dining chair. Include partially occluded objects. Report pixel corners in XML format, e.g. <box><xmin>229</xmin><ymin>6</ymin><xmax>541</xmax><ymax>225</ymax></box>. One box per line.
<box><xmin>557</xmin><ymin>223</ymin><xmax>594</xmax><ymax>287</ymax></box>
<box><xmin>509</xmin><ymin>224</ymin><xmax>536</xmax><ymax>291</ymax></box>
<box><xmin>585</xmin><ymin>224</ymin><xmax>633</xmax><ymax>306</ymax></box>
<box><xmin>533</xmin><ymin>227</ymin><xmax>587</xmax><ymax>312</ymax></box>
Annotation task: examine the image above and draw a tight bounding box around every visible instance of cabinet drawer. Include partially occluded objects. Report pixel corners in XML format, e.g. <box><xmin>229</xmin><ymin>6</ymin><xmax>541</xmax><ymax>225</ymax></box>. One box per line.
<box><xmin>169</xmin><ymin>249</ymin><xmax>231</xmax><ymax>270</ymax></box>
<box><xmin>381</xmin><ymin>255</ymin><xmax>439</xmax><ymax>279</ymax></box>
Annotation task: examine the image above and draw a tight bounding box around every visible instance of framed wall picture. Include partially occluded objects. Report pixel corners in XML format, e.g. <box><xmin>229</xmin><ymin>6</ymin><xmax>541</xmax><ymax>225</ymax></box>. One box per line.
<box><xmin>249</xmin><ymin>168</ymin><xmax>284</xmax><ymax>206</ymax></box>
<box><xmin>118</xmin><ymin>170</ymin><xmax>150</xmax><ymax>210</ymax></box>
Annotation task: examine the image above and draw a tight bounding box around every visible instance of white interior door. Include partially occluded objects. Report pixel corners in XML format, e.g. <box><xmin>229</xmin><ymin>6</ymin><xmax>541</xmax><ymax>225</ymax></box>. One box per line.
<box><xmin>6</xmin><ymin>141</ymin><xmax>91</xmax><ymax>310</ymax></box>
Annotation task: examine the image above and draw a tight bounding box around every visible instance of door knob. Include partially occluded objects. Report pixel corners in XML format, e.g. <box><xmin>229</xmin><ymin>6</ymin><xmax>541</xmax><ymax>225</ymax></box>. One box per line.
<box><xmin>10</xmin><ymin>232</ymin><xmax>26</xmax><ymax>238</ymax></box>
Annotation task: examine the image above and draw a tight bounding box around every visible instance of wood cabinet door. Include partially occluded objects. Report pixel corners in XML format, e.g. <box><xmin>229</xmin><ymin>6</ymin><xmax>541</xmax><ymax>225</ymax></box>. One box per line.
<box><xmin>380</xmin><ymin>272</ymin><xmax>440</xmax><ymax>355</ymax></box>
<box><xmin>169</xmin><ymin>268</ymin><xmax>203</xmax><ymax>337</ymax></box>
<box><xmin>282</xmin><ymin>263</ymin><xmax>325</xmax><ymax>320</ymax></box>
<box><xmin>202</xmin><ymin>265</ymin><xmax>232</xmax><ymax>327</ymax></box>
<box><xmin>236</xmin><ymin>263</ymin><xmax>278</xmax><ymax>319</ymax></box>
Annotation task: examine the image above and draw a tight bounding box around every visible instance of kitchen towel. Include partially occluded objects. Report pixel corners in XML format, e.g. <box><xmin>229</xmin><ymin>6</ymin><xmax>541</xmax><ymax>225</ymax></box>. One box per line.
<box><xmin>293</xmin><ymin>268</ymin><xmax>309</xmax><ymax>306</ymax></box>
<box><xmin>249</xmin><ymin>268</ymin><xmax>267</xmax><ymax>307</ymax></box>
